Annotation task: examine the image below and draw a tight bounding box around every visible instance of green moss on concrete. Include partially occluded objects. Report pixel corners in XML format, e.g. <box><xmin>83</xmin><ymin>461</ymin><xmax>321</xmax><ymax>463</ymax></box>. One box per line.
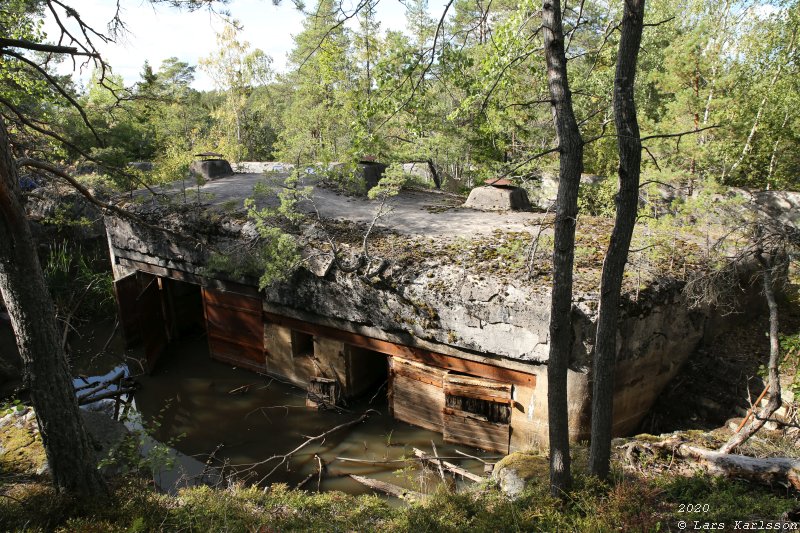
<box><xmin>0</xmin><ymin>414</ymin><xmax>47</xmax><ymax>475</ymax></box>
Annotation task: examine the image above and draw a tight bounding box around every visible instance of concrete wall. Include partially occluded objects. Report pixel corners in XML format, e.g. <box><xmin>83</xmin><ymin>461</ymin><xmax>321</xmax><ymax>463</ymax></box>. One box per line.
<box><xmin>105</xmin><ymin>210</ymin><xmax>762</xmax><ymax>446</ymax></box>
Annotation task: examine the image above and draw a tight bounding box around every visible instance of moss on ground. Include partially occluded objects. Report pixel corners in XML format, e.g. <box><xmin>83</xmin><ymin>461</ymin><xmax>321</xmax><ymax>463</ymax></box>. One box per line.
<box><xmin>1</xmin><ymin>405</ymin><xmax>797</xmax><ymax>531</ymax></box>
<box><xmin>0</xmin><ymin>412</ymin><xmax>47</xmax><ymax>475</ymax></box>
<box><xmin>1</xmin><ymin>432</ymin><xmax>796</xmax><ymax>533</ymax></box>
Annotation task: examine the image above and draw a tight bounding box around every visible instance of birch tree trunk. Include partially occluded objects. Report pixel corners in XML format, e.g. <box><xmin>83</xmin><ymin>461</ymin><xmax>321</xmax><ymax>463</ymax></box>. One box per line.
<box><xmin>0</xmin><ymin>117</ymin><xmax>107</xmax><ymax>497</ymax></box>
<box><xmin>542</xmin><ymin>0</ymin><xmax>584</xmax><ymax>497</ymax></box>
<box><xmin>588</xmin><ymin>0</ymin><xmax>645</xmax><ymax>480</ymax></box>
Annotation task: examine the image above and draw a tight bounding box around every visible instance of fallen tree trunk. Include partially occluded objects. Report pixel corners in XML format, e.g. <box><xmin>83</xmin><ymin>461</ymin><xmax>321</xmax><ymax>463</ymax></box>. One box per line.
<box><xmin>622</xmin><ymin>438</ymin><xmax>800</xmax><ymax>489</ymax></box>
<box><xmin>241</xmin><ymin>409</ymin><xmax>377</xmax><ymax>482</ymax></box>
<box><xmin>719</xmin><ymin>253</ymin><xmax>784</xmax><ymax>454</ymax></box>
<box><xmin>75</xmin><ymin>368</ymin><xmax>126</xmax><ymax>399</ymax></box>
<box><xmin>78</xmin><ymin>387</ymin><xmax>136</xmax><ymax>405</ymax></box>
<box><xmin>676</xmin><ymin>444</ymin><xmax>800</xmax><ymax>490</ymax></box>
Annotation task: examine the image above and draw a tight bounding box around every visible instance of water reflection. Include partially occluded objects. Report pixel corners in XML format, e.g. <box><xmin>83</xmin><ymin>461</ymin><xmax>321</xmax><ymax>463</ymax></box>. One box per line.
<box><xmin>134</xmin><ymin>334</ymin><xmax>494</xmax><ymax>495</ymax></box>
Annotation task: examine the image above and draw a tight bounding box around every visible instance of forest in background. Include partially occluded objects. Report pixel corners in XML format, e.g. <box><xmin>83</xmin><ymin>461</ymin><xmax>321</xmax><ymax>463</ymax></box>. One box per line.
<box><xmin>5</xmin><ymin>0</ymin><xmax>800</xmax><ymax>194</ymax></box>
<box><xmin>1</xmin><ymin>0</ymin><xmax>799</xmax><ymax>527</ymax></box>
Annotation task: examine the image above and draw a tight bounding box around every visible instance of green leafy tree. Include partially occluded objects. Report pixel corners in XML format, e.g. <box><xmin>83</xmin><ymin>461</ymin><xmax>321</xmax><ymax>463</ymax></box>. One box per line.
<box><xmin>277</xmin><ymin>0</ymin><xmax>354</xmax><ymax>165</ymax></box>
<box><xmin>200</xmin><ymin>22</ymin><xmax>275</xmax><ymax>161</ymax></box>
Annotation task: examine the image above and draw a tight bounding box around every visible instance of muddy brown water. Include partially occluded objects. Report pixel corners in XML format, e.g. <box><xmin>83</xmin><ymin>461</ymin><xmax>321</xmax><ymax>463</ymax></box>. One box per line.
<box><xmin>129</xmin><ymin>331</ymin><xmax>494</xmax><ymax>495</ymax></box>
<box><xmin>2</xmin><ymin>317</ymin><xmax>494</xmax><ymax>495</ymax></box>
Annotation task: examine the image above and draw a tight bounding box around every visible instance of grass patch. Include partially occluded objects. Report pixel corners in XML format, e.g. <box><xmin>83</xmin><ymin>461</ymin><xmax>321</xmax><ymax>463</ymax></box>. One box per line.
<box><xmin>0</xmin><ymin>467</ymin><xmax>795</xmax><ymax>532</ymax></box>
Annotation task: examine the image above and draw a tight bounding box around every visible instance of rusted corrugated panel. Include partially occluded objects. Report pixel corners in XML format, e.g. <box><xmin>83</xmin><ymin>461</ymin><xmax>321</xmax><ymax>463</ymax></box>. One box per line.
<box><xmin>203</xmin><ymin>287</ymin><xmax>265</xmax><ymax>372</ymax></box>
<box><xmin>389</xmin><ymin>357</ymin><xmax>446</xmax><ymax>432</ymax></box>
<box><xmin>138</xmin><ymin>274</ymin><xmax>168</xmax><ymax>373</ymax></box>
<box><xmin>113</xmin><ymin>272</ymin><xmax>141</xmax><ymax>347</ymax></box>
<box><xmin>444</xmin><ymin>374</ymin><xmax>512</xmax><ymax>403</ymax></box>
<box><xmin>443</xmin><ymin>407</ymin><xmax>510</xmax><ymax>453</ymax></box>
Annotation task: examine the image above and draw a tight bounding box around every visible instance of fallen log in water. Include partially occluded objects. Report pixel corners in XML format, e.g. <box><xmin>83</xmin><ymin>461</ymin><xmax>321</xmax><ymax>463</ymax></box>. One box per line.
<box><xmin>75</xmin><ymin>368</ymin><xmax>126</xmax><ymax>398</ymax></box>
<box><xmin>412</xmin><ymin>448</ymin><xmax>484</xmax><ymax>483</ymax></box>
<box><xmin>349</xmin><ymin>474</ymin><xmax>422</xmax><ymax>501</ymax></box>
<box><xmin>236</xmin><ymin>409</ymin><xmax>378</xmax><ymax>483</ymax></box>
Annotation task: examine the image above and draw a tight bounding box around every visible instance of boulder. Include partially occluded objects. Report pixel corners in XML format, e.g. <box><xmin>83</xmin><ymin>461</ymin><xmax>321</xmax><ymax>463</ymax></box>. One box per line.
<box><xmin>528</xmin><ymin>172</ymin><xmax>607</xmax><ymax>210</ymax></box>
<box><xmin>752</xmin><ymin>190</ymin><xmax>800</xmax><ymax>230</ymax></box>
<box><xmin>492</xmin><ymin>452</ymin><xmax>549</xmax><ymax>498</ymax></box>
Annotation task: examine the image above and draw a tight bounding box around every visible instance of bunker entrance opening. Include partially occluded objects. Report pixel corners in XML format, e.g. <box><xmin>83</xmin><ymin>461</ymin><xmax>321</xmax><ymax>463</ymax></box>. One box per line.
<box><xmin>113</xmin><ymin>270</ymin><xmax>536</xmax><ymax>460</ymax></box>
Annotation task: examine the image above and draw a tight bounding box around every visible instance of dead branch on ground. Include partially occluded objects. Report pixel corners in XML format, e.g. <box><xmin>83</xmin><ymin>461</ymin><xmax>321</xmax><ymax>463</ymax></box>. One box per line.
<box><xmin>619</xmin><ymin>436</ymin><xmax>800</xmax><ymax>489</ymax></box>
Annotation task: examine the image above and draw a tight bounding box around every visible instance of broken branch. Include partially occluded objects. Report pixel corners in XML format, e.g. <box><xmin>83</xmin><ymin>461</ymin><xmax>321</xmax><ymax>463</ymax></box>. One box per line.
<box><xmin>246</xmin><ymin>409</ymin><xmax>378</xmax><ymax>482</ymax></box>
<box><xmin>349</xmin><ymin>474</ymin><xmax>422</xmax><ymax>501</ymax></box>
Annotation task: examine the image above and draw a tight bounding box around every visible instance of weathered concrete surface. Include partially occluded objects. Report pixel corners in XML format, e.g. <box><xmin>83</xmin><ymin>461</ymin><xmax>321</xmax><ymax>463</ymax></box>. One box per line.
<box><xmin>526</xmin><ymin>172</ymin><xmax>605</xmax><ymax>210</ymax></box>
<box><xmin>751</xmin><ymin>190</ymin><xmax>800</xmax><ymax>229</ymax></box>
<box><xmin>105</xmin><ymin>171</ymin><xmax>765</xmax><ymax>442</ymax></box>
<box><xmin>464</xmin><ymin>186</ymin><xmax>533</xmax><ymax>211</ymax></box>
<box><xmin>189</xmin><ymin>159</ymin><xmax>233</xmax><ymax>180</ymax></box>
<box><xmin>234</xmin><ymin>161</ymin><xmax>295</xmax><ymax>173</ymax></box>
<box><xmin>134</xmin><ymin>172</ymin><xmax>540</xmax><ymax>237</ymax></box>
<box><xmin>25</xmin><ymin>183</ymin><xmax>107</xmax><ymax>241</ymax></box>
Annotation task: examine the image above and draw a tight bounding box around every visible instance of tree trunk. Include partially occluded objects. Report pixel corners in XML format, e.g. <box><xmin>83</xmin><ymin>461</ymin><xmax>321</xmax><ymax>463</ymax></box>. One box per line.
<box><xmin>588</xmin><ymin>0</ymin><xmax>645</xmax><ymax>480</ymax></box>
<box><xmin>0</xmin><ymin>117</ymin><xmax>107</xmax><ymax>497</ymax></box>
<box><xmin>719</xmin><ymin>252</ymin><xmax>782</xmax><ymax>454</ymax></box>
<box><xmin>426</xmin><ymin>159</ymin><xmax>441</xmax><ymax>189</ymax></box>
<box><xmin>542</xmin><ymin>0</ymin><xmax>584</xmax><ymax>497</ymax></box>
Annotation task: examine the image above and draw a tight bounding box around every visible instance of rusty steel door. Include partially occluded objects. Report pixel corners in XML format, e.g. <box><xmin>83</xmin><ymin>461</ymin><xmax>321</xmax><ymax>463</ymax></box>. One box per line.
<box><xmin>138</xmin><ymin>274</ymin><xmax>168</xmax><ymax>373</ymax></box>
<box><xmin>202</xmin><ymin>287</ymin><xmax>265</xmax><ymax>372</ymax></box>
<box><xmin>113</xmin><ymin>271</ymin><xmax>168</xmax><ymax>373</ymax></box>
<box><xmin>113</xmin><ymin>272</ymin><xmax>141</xmax><ymax>347</ymax></box>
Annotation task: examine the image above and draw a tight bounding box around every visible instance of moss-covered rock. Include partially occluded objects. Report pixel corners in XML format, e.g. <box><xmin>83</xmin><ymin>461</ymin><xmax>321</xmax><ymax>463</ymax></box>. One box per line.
<box><xmin>0</xmin><ymin>408</ymin><xmax>47</xmax><ymax>476</ymax></box>
<box><xmin>492</xmin><ymin>451</ymin><xmax>549</xmax><ymax>498</ymax></box>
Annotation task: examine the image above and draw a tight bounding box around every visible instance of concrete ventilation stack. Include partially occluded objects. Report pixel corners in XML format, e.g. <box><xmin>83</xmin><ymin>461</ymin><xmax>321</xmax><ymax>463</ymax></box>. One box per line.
<box><xmin>464</xmin><ymin>177</ymin><xmax>533</xmax><ymax>211</ymax></box>
<box><xmin>189</xmin><ymin>152</ymin><xmax>234</xmax><ymax>180</ymax></box>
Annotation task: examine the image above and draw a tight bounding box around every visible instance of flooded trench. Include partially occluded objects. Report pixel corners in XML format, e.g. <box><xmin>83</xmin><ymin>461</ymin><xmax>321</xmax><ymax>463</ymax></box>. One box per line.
<box><xmin>132</xmin><ymin>331</ymin><xmax>494</xmax><ymax>495</ymax></box>
<box><xmin>2</xmin><ymin>315</ymin><xmax>494</xmax><ymax>495</ymax></box>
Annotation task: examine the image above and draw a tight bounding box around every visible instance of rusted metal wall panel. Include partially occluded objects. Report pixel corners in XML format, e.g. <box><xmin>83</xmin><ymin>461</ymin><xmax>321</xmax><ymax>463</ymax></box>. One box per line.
<box><xmin>203</xmin><ymin>287</ymin><xmax>265</xmax><ymax>372</ymax></box>
<box><xmin>388</xmin><ymin>358</ymin><xmax>447</xmax><ymax>432</ymax></box>
<box><xmin>442</xmin><ymin>374</ymin><xmax>511</xmax><ymax>453</ymax></box>
<box><xmin>388</xmin><ymin>357</ymin><xmax>512</xmax><ymax>453</ymax></box>
<box><xmin>114</xmin><ymin>271</ymin><xmax>168</xmax><ymax>372</ymax></box>
<box><xmin>113</xmin><ymin>272</ymin><xmax>141</xmax><ymax>347</ymax></box>
<box><xmin>442</xmin><ymin>408</ymin><xmax>510</xmax><ymax>453</ymax></box>
<box><xmin>264</xmin><ymin>312</ymin><xmax>536</xmax><ymax>387</ymax></box>
<box><xmin>138</xmin><ymin>274</ymin><xmax>168</xmax><ymax>373</ymax></box>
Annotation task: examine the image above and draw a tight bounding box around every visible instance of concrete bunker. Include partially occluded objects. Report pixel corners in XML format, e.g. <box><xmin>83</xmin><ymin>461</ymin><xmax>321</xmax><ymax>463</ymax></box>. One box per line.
<box><xmin>464</xmin><ymin>178</ymin><xmax>533</xmax><ymax>211</ymax></box>
<box><xmin>189</xmin><ymin>152</ymin><xmax>234</xmax><ymax>181</ymax></box>
<box><xmin>112</xmin><ymin>267</ymin><xmax>532</xmax><ymax>454</ymax></box>
<box><xmin>105</xmin><ymin>170</ymin><xmax>759</xmax><ymax>454</ymax></box>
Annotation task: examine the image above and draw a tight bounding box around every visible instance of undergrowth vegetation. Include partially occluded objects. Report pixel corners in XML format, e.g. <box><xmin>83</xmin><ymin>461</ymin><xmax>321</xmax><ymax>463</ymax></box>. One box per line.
<box><xmin>0</xmin><ymin>467</ymin><xmax>795</xmax><ymax>532</ymax></box>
